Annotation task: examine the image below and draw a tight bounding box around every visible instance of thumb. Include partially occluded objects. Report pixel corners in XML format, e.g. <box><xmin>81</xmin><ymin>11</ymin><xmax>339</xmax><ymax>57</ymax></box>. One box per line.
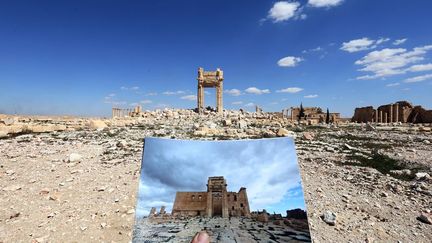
<box><xmin>191</xmin><ymin>231</ymin><xmax>210</xmax><ymax>243</ymax></box>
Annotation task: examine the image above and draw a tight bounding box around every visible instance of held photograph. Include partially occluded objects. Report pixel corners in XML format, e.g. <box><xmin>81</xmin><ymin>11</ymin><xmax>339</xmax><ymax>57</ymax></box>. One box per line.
<box><xmin>133</xmin><ymin>137</ymin><xmax>311</xmax><ymax>242</ymax></box>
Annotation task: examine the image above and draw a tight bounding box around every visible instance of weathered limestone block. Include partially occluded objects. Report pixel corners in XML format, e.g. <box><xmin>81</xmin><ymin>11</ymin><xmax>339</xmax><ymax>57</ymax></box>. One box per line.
<box><xmin>0</xmin><ymin>124</ymin><xmax>24</xmax><ymax>135</ymax></box>
<box><xmin>1</xmin><ymin>117</ymin><xmax>17</xmax><ymax>126</ymax></box>
<box><xmin>222</xmin><ymin>119</ymin><xmax>232</xmax><ymax>126</ymax></box>
<box><xmin>0</xmin><ymin>130</ymin><xmax>8</xmax><ymax>138</ymax></box>
<box><xmin>88</xmin><ymin>120</ymin><xmax>108</xmax><ymax>130</ymax></box>
<box><xmin>256</xmin><ymin>210</ymin><xmax>269</xmax><ymax>223</ymax></box>
<box><xmin>276</xmin><ymin>128</ymin><xmax>292</xmax><ymax>137</ymax></box>
<box><xmin>238</xmin><ymin>120</ymin><xmax>247</xmax><ymax>129</ymax></box>
<box><xmin>28</xmin><ymin>125</ymin><xmax>56</xmax><ymax>133</ymax></box>
<box><xmin>160</xmin><ymin>206</ymin><xmax>166</xmax><ymax>215</ymax></box>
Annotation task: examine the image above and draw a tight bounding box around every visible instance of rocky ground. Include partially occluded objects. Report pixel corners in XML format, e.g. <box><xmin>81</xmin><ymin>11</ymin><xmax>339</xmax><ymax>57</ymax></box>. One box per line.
<box><xmin>133</xmin><ymin>217</ymin><xmax>310</xmax><ymax>242</ymax></box>
<box><xmin>0</xmin><ymin>109</ymin><xmax>431</xmax><ymax>242</ymax></box>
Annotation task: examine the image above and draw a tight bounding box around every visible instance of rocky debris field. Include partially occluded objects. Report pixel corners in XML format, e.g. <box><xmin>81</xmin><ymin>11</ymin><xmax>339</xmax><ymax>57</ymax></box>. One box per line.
<box><xmin>133</xmin><ymin>217</ymin><xmax>310</xmax><ymax>242</ymax></box>
<box><xmin>0</xmin><ymin>109</ymin><xmax>431</xmax><ymax>242</ymax></box>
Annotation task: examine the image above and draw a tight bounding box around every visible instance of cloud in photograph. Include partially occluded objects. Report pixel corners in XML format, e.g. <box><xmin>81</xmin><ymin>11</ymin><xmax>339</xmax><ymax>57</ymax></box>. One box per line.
<box><xmin>393</xmin><ymin>38</ymin><xmax>407</xmax><ymax>45</ymax></box>
<box><xmin>304</xmin><ymin>94</ymin><xmax>318</xmax><ymax>98</ymax></box>
<box><xmin>245</xmin><ymin>87</ymin><xmax>270</xmax><ymax>95</ymax></box>
<box><xmin>135</xmin><ymin>138</ymin><xmax>303</xmax><ymax>218</ymax></box>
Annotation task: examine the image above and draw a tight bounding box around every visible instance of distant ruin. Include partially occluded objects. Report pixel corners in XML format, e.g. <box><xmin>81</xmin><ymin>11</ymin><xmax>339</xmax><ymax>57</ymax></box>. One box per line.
<box><xmin>283</xmin><ymin>106</ymin><xmax>340</xmax><ymax>125</ymax></box>
<box><xmin>171</xmin><ymin>176</ymin><xmax>250</xmax><ymax>218</ymax></box>
<box><xmin>352</xmin><ymin>101</ymin><xmax>432</xmax><ymax>124</ymax></box>
<box><xmin>197</xmin><ymin>67</ymin><xmax>224</xmax><ymax>114</ymax></box>
<box><xmin>112</xmin><ymin>105</ymin><xmax>142</xmax><ymax>118</ymax></box>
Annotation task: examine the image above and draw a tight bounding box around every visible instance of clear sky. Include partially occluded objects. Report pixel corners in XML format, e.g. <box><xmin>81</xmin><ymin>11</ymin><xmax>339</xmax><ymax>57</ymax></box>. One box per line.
<box><xmin>135</xmin><ymin>137</ymin><xmax>305</xmax><ymax>218</ymax></box>
<box><xmin>1</xmin><ymin>0</ymin><xmax>431</xmax><ymax>117</ymax></box>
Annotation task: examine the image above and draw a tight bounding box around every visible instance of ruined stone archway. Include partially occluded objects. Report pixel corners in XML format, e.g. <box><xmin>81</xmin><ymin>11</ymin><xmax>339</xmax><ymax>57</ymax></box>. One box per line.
<box><xmin>197</xmin><ymin>67</ymin><xmax>224</xmax><ymax>114</ymax></box>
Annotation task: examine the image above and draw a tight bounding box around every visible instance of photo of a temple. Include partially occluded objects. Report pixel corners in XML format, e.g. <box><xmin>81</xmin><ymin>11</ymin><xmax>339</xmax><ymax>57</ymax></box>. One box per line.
<box><xmin>172</xmin><ymin>176</ymin><xmax>250</xmax><ymax>218</ymax></box>
<box><xmin>132</xmin><ymin>137</ymin><xmax>311</xmax><ymax>242</ymax></box>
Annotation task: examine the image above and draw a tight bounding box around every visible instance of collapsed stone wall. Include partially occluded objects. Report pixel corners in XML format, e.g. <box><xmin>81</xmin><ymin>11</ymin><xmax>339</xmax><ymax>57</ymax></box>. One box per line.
<box><xmin>352</xmin><ymin>100</ymin><xmax>431</xmax><ymax>124</ymax></box>
<box><xmin>352</xmin><ymin>106</ymin><xmax>374</xmax><ymax>123</ymax></box>
<box><xmin>408</xmin><ymin>106</ymin><xmax>432</xmax><ymax>123</ymax></box>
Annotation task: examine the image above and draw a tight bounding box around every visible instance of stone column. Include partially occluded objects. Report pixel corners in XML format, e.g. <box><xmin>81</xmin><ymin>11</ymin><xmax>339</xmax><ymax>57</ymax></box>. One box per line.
<box><xmin>290</xmin><ymin>108</ymin><xmax>294</xmax><ymax>121</ymax></box>
<box><xmin>390</xmin><ymin>104</ymin><xmax>393</xmax><ymax>123</ymax></box>
<box><xmin>384</xmin><ymin>112</ymin><xmax>388</xmax><ymax>123</ymax></box>
<box><xmin>395</xmin><ymin>103</ymin><xmax>399</xmax><ymax>123</ymax></box>
<box><xmin>222</xmin><ymin>192</ymin><xmax>229</xmax><ymax>218</ymax></box>
<box><xmin>197</xmin><ymin>84</ymin><xmax>204</xmax><ymax>113</ymax></box>
<box><xmin>217</xmin><ymin>81</ymin><xmax>223</xmax><ymax>114</ymax></box>
<box><xmin>379</xmin><ymin>110</ymin><xmax>383</xmax><ymax>123</ymax></box>
<box><xmin>206</xmin><ymin>193</ymin><xmax>212</xmax><ymax>217</ymax></box>
<box><xmin>375</xmin><ymin>110</ymin><xmax>378</xmax><ymax>123</ymax></box>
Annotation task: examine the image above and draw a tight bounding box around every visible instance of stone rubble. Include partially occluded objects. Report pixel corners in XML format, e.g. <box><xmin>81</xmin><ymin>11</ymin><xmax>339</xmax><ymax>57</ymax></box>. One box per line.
<box><xmin>0</xmin><ymin>109</ymin><xmax>431</xmax><ymax>242</ymax></box>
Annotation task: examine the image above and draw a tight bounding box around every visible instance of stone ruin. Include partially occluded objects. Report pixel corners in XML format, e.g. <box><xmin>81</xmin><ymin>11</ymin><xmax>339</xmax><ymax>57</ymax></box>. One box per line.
<box><xmin>352</xmin><ymin>100</ymin><xmax>432</xmax><ymax>124</ymax></box>
<box><xmin>171</xmin><ymin>176</ymin><xmax>250</xmax><ymax>218</ymax></box>
<box><xmin>197</xmin><ymin>67</ymin><xmax>224</xmax><ymax>114</ymax></box>
<box><xmin>148</xmin><ymin>206</ymin><xmax>168</xmax><ymax>219</ymax></box>
<box><xmin>282</xmin><ymin>106</ymin><xmax>340</xmax><ymax>125</ymax></box>
<box><xmin>112</xmin><ymin>105</ymin><xmax>143</xmax><ymax>118</ymax></box>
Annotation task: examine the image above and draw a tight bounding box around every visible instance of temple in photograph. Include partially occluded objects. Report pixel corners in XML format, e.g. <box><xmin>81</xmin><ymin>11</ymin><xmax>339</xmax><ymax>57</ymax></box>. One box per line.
<box><xmin>171</xmin><ymin>176</ymin><xmax>250</xmax><ymax>218</ymax></box>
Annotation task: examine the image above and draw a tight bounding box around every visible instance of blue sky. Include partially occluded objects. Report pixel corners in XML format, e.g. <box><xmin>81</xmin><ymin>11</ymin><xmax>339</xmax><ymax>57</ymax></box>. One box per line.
<box><xmin>135</xmin><ymin>137</ymin><xmax>305</xmax><ymax>218</ymax></box>
<box><xmin>0</xmin><ymin>0</ymin><xmax>431</xmax><ymax>117</ymax></box>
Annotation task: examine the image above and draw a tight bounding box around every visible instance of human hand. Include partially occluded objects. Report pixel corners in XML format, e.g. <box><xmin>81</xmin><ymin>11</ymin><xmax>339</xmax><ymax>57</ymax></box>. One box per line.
<box><xmin>191</xmin><ymin>231</ymin><xmax>210</xmax><ymax>243</ymax></box>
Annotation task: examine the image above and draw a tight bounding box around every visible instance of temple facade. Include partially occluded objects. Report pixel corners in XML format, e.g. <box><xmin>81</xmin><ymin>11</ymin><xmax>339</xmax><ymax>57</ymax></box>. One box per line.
<box><xmin>171</xmin><ymin>176</ymin><xmax>250</xmax><ymax>218</ymax></box>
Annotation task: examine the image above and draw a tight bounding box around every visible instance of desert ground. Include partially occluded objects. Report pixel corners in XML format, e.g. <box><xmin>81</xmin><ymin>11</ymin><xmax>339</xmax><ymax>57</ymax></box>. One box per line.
<box><xmin>0</xmin><ymin>109</ymin><xmax>431</xmax><ymax>242</ymax></box>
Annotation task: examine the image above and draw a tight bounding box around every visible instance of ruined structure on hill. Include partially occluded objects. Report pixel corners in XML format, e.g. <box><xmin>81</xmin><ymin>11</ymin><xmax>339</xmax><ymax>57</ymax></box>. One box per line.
<box><xmin>282</xmin><ymin>107</ymin><xmax>340</xmax><ymax>125</ymax></box>
<box><xmin>352</xmin><ymin>101</ymin><xmax>432</xmax><ymax>123</ymax></box>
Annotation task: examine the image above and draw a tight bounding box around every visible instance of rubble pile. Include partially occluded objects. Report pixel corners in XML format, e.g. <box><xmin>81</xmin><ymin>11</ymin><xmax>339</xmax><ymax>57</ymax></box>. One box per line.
<box><xmin>0</xmin><ymin>109</ymin><xmax>431</xmax><ymax>242</ymax></box>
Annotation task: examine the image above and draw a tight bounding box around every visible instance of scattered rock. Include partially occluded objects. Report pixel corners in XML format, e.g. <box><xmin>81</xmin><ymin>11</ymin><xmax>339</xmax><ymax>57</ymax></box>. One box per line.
<box><xmin>302</xmin><ymin>132</ymin><xmax>314</xmax><ymax>140</ymax></box>
<box><xmin>222</xmin><ymin>119</ymin><xmax>232</xmax><ymax>126</ymax></box>
<box><xmin>68</xmin><ymin>153</ymin><xmax>82</xmax><ymax>163</ymax></box>
<box><xmin>0</xmin><ymin>130</ymin><xmax>8</xmax><ymax>138</ymax></box>
<box><xmin>238</xmin><ymin>120</ymin><xmax>247</xmax><ymax>129</ymax></box>
<box><xmin>3</xmin><ymin>185</ymin><xmax>22</xmax><ymax>191</ymax></box>
<box><xmin>415</xmin><ymin>172</ymin><xmax>430</xmax><ymax>180</ymax></box>
<box><xmin>321</xmin><ymin>211</ymin><xmax>336</xmax><ymax>226</ymax></box>
<box><xmin>417</xmin><ymin>213</ymin><xmax>432</xmax><ymax>224</ymax></box>
<box><xmin>276</xmin><ymin>128</ymin><xmax>291</xmax><ymax>137</ymax></box>
<box><xmin>88</xmin><ymin>120</ymin><xmax>107</xmax><ymax>130</ymax></box>
<box><xmin>365</xmin><ymin>123</ymin><xmax>376</xmax><ymax>131</ymax></box>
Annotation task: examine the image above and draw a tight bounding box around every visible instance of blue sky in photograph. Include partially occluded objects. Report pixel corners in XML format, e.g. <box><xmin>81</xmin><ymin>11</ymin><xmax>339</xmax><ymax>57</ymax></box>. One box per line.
<box><xmin>0</xmin><ymin>0</ymin><xmax>431</xmax><ymax>117</ymax></box>
<box><xmin>135</xmin><ymin>137</ymin><xmax>305</xmax><ymax>218</ymax></box>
